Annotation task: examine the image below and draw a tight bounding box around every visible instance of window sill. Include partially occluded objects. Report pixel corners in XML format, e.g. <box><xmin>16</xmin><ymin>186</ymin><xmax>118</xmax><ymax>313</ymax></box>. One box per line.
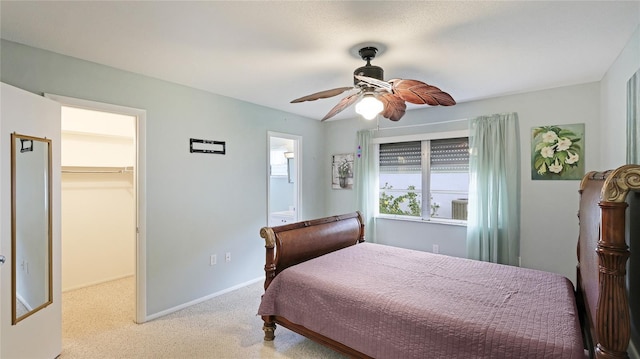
<box><xmin>375</xmin><ymin>215</ymin><xmax>467</xmax><ymax>227</ymax></box>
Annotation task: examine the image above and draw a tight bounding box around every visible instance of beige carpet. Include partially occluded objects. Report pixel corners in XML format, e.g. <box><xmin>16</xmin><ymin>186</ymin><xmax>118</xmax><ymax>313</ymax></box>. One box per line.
<box><xmin>62</xmin><ymin>276</ymin><xmax>346</xmax><ymax>358</ymax></box>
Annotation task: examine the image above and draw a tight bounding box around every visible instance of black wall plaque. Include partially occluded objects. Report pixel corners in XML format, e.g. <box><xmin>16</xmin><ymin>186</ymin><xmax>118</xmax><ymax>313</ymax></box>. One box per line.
<box><xmin>190</xmin><ymin>138</ymin><xmax>226</xmax><ymax>155</ymax></box>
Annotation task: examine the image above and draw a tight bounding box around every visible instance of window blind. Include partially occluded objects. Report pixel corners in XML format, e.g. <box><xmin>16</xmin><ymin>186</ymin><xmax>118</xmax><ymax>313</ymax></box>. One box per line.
<box><xmin>430</xmin><ymin>137</ymin><xmax>469</xmax><ymax>172</ymax></box>
<box><xmin>379</xmin><ymin>141</ymin><xmax>421</xmax><ymax>173</ymax></box>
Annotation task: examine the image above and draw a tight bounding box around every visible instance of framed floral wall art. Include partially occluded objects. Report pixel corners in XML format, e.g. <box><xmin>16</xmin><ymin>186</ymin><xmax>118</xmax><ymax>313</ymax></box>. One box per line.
<box><xmin>332</xmin><ymin>153</ymin><xmax>354</xmax><ymax>189</ymax></box>
<box><xmin>531</xmin><ymin>123</ymin><xmax>584</xmax><ymax>180</ymax></box>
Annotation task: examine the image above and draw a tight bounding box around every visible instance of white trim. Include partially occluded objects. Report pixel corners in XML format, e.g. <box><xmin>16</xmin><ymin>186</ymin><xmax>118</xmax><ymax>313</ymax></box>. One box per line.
<box><xmin>145</xmin><ymin>277</ymin><xmax>264</xmax><ymax>321</ymax></box>
<box><xmin>372</xmin><ymin>129</ymin><xmax>469</xmax><ymax>144</ymax></box>
<box><xmin>44</xmin><ymin>94</ymin><xmax>143</xmax><ymax>117</ymax></box>
<box><xmin>61</xmin><ymin>274</ymin><xmax>134</xmax><ymax>293</ymax></box>
<box><xmin>43</xmin><ymin>93</ymin><xmax>147</xmax><ymax>324</ymax></box>
<box><xmin>376</xmin><ymin>215</ymin><xmax>468</xmax><ymax>227</ymax></box>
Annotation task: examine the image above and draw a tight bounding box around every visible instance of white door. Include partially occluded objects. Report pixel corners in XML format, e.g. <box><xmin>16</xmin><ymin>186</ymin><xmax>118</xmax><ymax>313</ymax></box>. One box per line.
<box><xmin>1</xmin><ymin>83</ymin><xmax>62</xmax><ymax>358</ymax></box>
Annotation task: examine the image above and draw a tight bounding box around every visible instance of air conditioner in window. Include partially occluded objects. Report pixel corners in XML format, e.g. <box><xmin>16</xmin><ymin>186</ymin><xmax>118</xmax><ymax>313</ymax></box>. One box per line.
<box><xmin>452</xmin><ymin>199</ymin><xmax>468</xmax><ymax>220</ymax></box>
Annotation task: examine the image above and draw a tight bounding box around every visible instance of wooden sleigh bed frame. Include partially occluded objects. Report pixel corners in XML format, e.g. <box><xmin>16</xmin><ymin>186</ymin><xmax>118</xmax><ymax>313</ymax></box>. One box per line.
<box><xmin>259</xmin><ymin>164</ymin><xmax>640</xmax><ymax>358</ymax></box>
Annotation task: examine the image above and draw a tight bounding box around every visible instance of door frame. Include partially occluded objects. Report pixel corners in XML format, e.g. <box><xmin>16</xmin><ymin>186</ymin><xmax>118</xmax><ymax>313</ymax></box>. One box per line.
<box><xmin>267</xmin><ymin>131</ymin><xmax>302</xmax><ymax>225</ymax></box>
<box><xmin>44</xmin><ymin>94</ymin><xmax>147</xmax><ymax>324</ymax></box>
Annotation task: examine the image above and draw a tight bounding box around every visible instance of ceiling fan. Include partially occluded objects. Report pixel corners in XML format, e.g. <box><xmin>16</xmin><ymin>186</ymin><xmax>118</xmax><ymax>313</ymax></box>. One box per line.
<box><xmin>291</xmin><ymin>46</ymin><xmax>456</xmax><ymax>122</ymax></box>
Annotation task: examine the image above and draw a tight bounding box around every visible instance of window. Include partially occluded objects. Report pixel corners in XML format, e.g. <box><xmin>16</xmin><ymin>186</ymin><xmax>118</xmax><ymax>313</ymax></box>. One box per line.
<box><xmin>378</xmin><ymin>135</ymin><xmax>469</xmax><ymax>221</ymax></box>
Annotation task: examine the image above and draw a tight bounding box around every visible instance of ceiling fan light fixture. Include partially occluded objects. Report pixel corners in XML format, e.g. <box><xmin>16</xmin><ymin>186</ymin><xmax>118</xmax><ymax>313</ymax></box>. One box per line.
<box><xmin>355</xmin><ymin>94</ymin><xmax>383</xmax><ymax>120</ymax></box>
<box><xmin>290</xmin><ymin>44</ymin><xmax>455</xmax><ymax>122</ymax></box>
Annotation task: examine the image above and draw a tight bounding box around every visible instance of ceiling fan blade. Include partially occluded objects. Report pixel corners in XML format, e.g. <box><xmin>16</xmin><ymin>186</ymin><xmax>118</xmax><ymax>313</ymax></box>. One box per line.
<box><xmin>290</xmin><ymin>87</ymin><xmax>355</xmax><ymax>103</ymax></box>
<box><xmin>378</xmin><ymin>93</ymin><xmax>407</xmax><ymax>122</ymax></box>
<box><xmin>321</xmin><ymin>91</ymin><xmax>363</xmax><ymax>121</ymax></box>
<box><xmin>390</xmin><ymin>79</ymin><xmax>456</xmax><ymax>106</ymax></box>
<box><xmin>354</xmin><ymin>75</ymin><xmax>392</xmax><ymax>92</ymax></box>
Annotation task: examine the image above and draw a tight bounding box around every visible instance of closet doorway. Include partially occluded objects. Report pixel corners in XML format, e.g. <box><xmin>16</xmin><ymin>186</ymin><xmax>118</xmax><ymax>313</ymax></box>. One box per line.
<box><xmin>45</xmin><ymin>94</ymin><xmax>147</xmax><ymax>324</ymax></box>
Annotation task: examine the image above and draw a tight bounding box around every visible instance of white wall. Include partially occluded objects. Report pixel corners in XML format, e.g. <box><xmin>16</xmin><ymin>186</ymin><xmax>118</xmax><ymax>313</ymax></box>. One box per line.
<box><xmin>324</xmin><ymin>82</ymin><xmax>601</xmax><ymax>283</ymax></box>
<box><xmin>61</xmin><ymin>109</ymin><xmax>136</xmax><ymax>291</ymax></box>
<box><xmin>600</xmin><ymin>25</ymin><xmax>640</xmax><ymax>167</ymax></box>
<box><xmin>0</xmin><ymin>39</ymin><xmax>326</xmax><ymax>316</ymax></box>
<box><xmin>62</xmin><ymin>133</ymin><xmax>134</xmax><ymax>168</ymax></box>
<box><xmin>62</xmin><ymin>172</ymin><xmax>135</xmax><ymax>291</ymax></box>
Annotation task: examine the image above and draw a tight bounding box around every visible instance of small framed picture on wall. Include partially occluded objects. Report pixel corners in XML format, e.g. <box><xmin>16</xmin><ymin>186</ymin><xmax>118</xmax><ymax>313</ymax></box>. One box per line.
<box><xmin>531</xmin><ymin>123</ymin><xmax>585</xmax><ymax>180</ymax></box>
<box><xmin>332</xmin><ymin>153</ymin><xmax>354</xmax><ymax>189</ymax></box>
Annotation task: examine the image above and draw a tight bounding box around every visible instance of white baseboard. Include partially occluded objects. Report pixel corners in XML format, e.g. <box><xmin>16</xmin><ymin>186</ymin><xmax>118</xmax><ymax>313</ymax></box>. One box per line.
<box><xmin>144</xmin><ymin>276</ymin><xmax>264</xmax><ymax>322</ymax></box>
<box><xmin>62</xmin><ymin>273</ymin><xmax>134</xmax><ymax>293</ymax></box>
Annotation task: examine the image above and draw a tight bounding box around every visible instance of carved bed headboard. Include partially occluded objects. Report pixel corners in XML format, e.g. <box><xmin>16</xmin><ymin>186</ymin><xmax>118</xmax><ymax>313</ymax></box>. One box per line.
<box><xmin>578</xmin><ymin>164</ymin><xmax>640</xmax><ymax>358</ymax></box>
<box><xmin>260</xmin><ymin>212</ymin><xmax>364</xmax><ymax>289</ymax></box>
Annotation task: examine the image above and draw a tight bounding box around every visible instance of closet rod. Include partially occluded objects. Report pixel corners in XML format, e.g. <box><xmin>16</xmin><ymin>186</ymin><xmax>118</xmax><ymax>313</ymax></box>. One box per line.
<box><xmin>62</xmin><ymin>167</ymin><xmax>133</xmax><ymax>174</ymax></box>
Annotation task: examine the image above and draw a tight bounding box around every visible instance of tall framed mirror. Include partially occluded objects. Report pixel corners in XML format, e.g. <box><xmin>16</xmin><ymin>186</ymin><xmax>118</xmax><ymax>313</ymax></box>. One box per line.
<box><xmin>11</xmin><ymin>133</ymin><xmax>53</xmax><ymax>324</ymax></box>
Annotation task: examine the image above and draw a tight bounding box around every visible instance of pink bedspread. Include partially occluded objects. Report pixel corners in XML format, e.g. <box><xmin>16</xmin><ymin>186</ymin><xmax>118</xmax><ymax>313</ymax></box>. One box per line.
<box><xmin>258</xmin><ymin>243</ymin><xmax>585</xmax><ymax>359</ymax></box>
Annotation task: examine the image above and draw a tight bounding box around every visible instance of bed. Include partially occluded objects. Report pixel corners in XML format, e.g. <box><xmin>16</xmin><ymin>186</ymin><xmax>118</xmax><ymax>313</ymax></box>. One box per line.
<box><xmin>258</xmin><ymin>164</ymin><xmax>640</xmax><ymax>358</ymax></box>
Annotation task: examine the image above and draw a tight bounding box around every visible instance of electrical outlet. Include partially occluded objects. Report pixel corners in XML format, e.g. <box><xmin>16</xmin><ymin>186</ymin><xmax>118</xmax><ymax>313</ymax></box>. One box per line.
<box><xmin>225</xmin><ymin>252</ymin><xmax>231</xmax><ymax>262</ymax></box>
<box><xmin>432</xmin><ymin>244</ymin><xmax>439</xmax><ymax>254</ymax></box>
<box><xmin>210</xmin><ymin>254</ymin><xmax>217</xmax><ymax>266</ymax></box>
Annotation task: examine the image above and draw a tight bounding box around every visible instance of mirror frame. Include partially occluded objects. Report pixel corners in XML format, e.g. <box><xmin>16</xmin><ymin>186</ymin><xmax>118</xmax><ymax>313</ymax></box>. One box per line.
<box><xmin>11</xmin><ymin>133</ymin><xmax>53</xmax><ymax>325</ymax></box>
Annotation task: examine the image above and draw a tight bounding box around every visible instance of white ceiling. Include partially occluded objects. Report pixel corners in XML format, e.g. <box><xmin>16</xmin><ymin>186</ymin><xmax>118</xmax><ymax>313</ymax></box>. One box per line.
<box><xmin>1</xmin><ymin>1</ymin><xmax>639</xmax><ymax>121</ymax></box>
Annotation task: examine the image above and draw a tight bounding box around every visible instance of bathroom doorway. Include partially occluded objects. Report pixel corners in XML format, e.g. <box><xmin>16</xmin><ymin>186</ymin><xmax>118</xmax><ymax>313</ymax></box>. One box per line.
<box><xmin>268</xmin><ymin>132</ymin><xmax>301</xmax><ymax>226</ymax></box>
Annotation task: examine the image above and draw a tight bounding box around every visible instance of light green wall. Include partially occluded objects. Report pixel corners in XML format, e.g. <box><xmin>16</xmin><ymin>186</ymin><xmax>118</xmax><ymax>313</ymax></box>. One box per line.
<box><xmin>600</xmin><ymin>25</ymin><xmax>640</xmax><ymax>168</ymax></box>
<box><xmin>324</xmin><ymin>82</ymin><xmax>601</xmax><ymax>283</ymax></box>
<box><xmin>0</xmin><ymin>39</ymin><xmax>325</xmax><ymax>316</ymax></box>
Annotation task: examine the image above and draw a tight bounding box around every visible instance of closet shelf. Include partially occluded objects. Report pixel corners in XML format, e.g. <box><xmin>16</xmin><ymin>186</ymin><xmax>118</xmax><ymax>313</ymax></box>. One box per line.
<box><xmin>61</xmin><ymin>130</ymin><xmax>134</xmax><ymax>141</ymax></box>
<box><xmin>61</xmin><ymin>166</ymin><xmax>134</xmax><ymax>174</ymax></box>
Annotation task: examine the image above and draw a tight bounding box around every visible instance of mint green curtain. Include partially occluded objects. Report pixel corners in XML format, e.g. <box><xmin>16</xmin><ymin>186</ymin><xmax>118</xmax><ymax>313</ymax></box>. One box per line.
<box><xmin>355</xmin><ymin>130</ymin><xmax>376</xmax><ymax>242</ymax></box>
<box><xmin>628</xmin><ymin>69</ymin><xmax>640</xmax><ymax>164</ymax></box>
<box><xmin>467</xmin><ymin>113</ymin><xmax>521</xmax><ymax>265</ymax></box>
